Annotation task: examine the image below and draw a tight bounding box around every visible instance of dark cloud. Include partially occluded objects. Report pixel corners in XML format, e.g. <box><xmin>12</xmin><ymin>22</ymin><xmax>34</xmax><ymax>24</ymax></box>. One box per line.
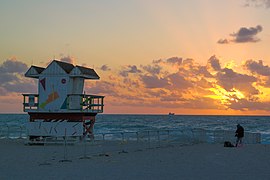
<box><xmin>145</xmin><ymin>89</ymin><xmax>168</xmax><ymax>97</ymax></box>
<box><xmin>218</xmin><ymin>25</ymin><xmax>263</xmax><ymax>44</ymax></box>
<box><xmin>86</xmin><ymin>81</ymin><xmax>117</xmax><ymax>96</ymax></box>
<box><xmin>244</xmin><ymin>59</ymin><xmax>270</xmax><ymax>76</ymax></box>
<box><xmin>207</xmin><ymin>56</ymin><xmax>221</xmax><ymax>71</ymax></box>
<box><xmin>0</xmin><ymin>59</ymin><xmax>28</xmax><ymax>73</ymax></box>
<box><xmin>154</xmin><ymin>57</ymin><xmax>188</xmax><ymax>66</ymax></box>
<box><xmin>216</xmin><ymin>68</ymin><xmax>258</xmax><ymax>95</ymax></box>
<box><xmin>182</xmin><ymin>58</ymin><xmax>195</xmax><ymax>66</ymax></box>
<box><xmin>123</xmin><ymin>78</ymin><xmax>140</xmax><ymax>88</ymax></box>
<box><xmin>197</xmin><ymin>66</ymin><xmax>213</xmax><ymax>78</ymax></box>
<box><xmin>244</xmin><ymin>0</ymin><xmax>270</xmax><ymax>8</ymax></box>
<box><xmin>167</xmin><ymin>73</ymin><xmax>193</xmax><ymax>89</ymax></box>
<box><xmin>3</xmin><ymin>82</ymin><xmax>37</xmax><ymax>93</ymax></box>
<box><xmin>229</xmin><ymin>99</ymin><xmax>270</xmax><ymax>111</ymax></box>
<box><xmin>0</xmin><ymin>59</ymin><xmax>36</xmax><ymax>95</ymax></box>
<box><xmin>0</xmin><ymin>73</ymin><xmax>19</xmax><ymax>84</ymax></box>
<box><xmin>217</xmin><ymin>39</ymin><xmax>230</xmax><ymax>44</ymax></box>
<box><xmin>0</xmin><ymin>59</ymin><xmax>27</xmax><ymax>86</ymax></box>
<box><xmin>141</xmin><ymin>64</ymin><xmax>162</xmax><ymax>75</ymax></box>
<box><xmin>166</xmin><ymin>57</ymin><xmax>183</xmax><ymax>65</ymax></box>
<box><xmin>160</xmin><ymin>93</ymin><xmax>186</xmax><ymax>102</ymax></box>
<box><xmin>141</xmin><ymin>75</ymin><xmax>169</xmax><ymax>88</ymax></box>
<box><xmin>231</xmin><ymin>25</ymin><xmax>263</xmax><ymax>43</ymax></box>
<box><xmin>182</xmin><ymin>97</ymin><xmax>222</xmax><ymax>109</ymax></box>
<box><xmin>127</xmin><ymin>65</ymin><xmax>142</xmax><ymax>73</ymax></box>
<box><xmin>100</xmin><ymin>64</ymin><xmax>111</xmax><ymax>71</ymax></box>
<box><xmin>119</xmin><ymin>65</ymin><xmax>142</xmax><ymax>77</ymax></box>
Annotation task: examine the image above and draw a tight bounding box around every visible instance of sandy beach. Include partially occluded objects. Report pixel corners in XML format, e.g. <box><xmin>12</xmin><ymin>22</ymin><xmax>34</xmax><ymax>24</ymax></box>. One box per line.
<box><xmin>0</xmin><ymin>139</ymin><xmax>270</xmax><ymax>180</ymax></box>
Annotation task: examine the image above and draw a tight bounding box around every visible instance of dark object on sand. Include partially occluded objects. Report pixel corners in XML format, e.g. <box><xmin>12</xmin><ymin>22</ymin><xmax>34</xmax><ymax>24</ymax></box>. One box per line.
<box><xmin>224</xmin><ymin>141</ymin><xmax>234</xmax><ymax>147</ymax></box>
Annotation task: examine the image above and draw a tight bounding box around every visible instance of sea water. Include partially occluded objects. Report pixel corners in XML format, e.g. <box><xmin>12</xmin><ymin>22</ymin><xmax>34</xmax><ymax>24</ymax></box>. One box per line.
<box><xmin>0</xmin><ymin>114</ymin><xmax>269</xmax><ymax>143</ymax></box>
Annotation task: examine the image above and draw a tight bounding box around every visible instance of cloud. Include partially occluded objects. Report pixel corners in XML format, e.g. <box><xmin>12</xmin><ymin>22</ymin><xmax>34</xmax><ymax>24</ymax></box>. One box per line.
<box><xmin>140</xmin><ymin>75</ymin><xmax>170</xmax><ymax>88</ymax></box>
<box><xmin>265</xmin><ymin>77</ymin><xmax>270</xmax><ymax>87</ymax></box>
<box><xmin>231</xmin><ymin>25</ymin><xmax>263</xmax><ymax>43</ymax></box>
<box><xmin>244</xmin><ymin>0</ymin><xmax>270</xmax><ymax>8</ymax></box>
<box><xmin>216</xmin><ymin>68</ymin><xmax>258</xmax><ymax>95</ymax></box>
<box><xmin>141</xmin><ymin>64</ymin><xmax>162</xmax><ymax>75</ymax></box>
<box><xmin>0</xmin><ymin>87</ymin><xmax>8</xmax><ymax>96</ymax></box>
<box><xmin>166</xmin><ymin>57</ymin><xmax>183</xmax><ymax>65</ymax></box>
<box><xmin>0</xmin><ymin>73</ymin><xmax>19</xmax><ymax>84</ymax></box>
<box><xmin>2</xmin><ymin>55</ymin><xmax>270</xmax><ymax>113</ymax></box>
<box><xmin>60</xmin><ymin>56</ymin><xmax>76</xmax><ymax>64</ymax></box>
<box><xmin>100</xmin><ymin>64</ymin><xmax>111</xmax><ymax>71</ymax></box>
<box><xmin>0</xmin><ymin>58</ymin><xmax>28</xmax><ymax>73</ymax></box>
<box><xmin>87</xmin><ymin>81</ymin><xmax>118</xmax><ymax>95</ymax></box>
<box><xmin>119</xmin><ymin>65</ymin><xmax>142</xmax><ymax>77</ymax></box>
<box><xmin>207</xmin><ymin>55</ymin><xmax>221</xmax><ymax>71</ymax></box>
<box><xmin>3</xmin><ymin>82</ymin><xmax>37</xmax><ymax>93</ymax></box>
<box><xmin>159</xmin><ymin>92</ymin><xmax>186</xmax><ymax>102</ymax></box>
<box><xmin>167</xmin><ymin>73</ymin><xmax>193</xmax><ymax>89</ymax></box>
<box><xmin>218</xmin><ymin>25</ymin><xmax>263</xmax><ymax>44</ymax></box>
<box><xmin>182</xmin><ymin>97</ymin><xmax>223</xmax><ymax>109</ymax></box>
<box><xmin>244</xmin><ymin>59</ymin><xmax>270</xmax><ymax>76</ymax></box>
<box><xmin>0</xmin><ymin>59</ymin><xmax>36</xmax><ymax>95</ymax></box>
<box><xmin>145</xmin><ymin>89</ymin><xmax>168</xmax><ymax>97</ymax></box>
<box><xmin>217</xmin><ymin>39</ymin><xmax>230</xmax><ymax>44</ymax></box>
<box><xmin>229</xmin><ymin>99</ymin><xmax>270</xmax><ymax>111</ymax></box>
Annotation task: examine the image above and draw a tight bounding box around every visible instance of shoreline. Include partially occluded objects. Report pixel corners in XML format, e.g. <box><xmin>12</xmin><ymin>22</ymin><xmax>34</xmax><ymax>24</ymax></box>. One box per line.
<box><xmin>0</xmin><ymin>139</ymin><xmax>270</xmax><ymax>180</ymax></box>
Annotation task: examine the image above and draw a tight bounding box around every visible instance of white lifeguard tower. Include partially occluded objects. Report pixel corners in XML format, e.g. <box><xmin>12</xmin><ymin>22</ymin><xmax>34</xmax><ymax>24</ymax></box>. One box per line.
<box><xmin>23</xmin><ymin>60</ymin><xmax>104</xmax><ymax>141</ymax></box>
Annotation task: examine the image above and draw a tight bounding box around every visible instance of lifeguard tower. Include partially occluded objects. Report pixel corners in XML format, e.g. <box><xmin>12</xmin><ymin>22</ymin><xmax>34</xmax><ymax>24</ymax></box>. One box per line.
<box><xmin>23</xmin><ymin>60</ymin><xmax>104</xmax><ymax>142</ymax></box>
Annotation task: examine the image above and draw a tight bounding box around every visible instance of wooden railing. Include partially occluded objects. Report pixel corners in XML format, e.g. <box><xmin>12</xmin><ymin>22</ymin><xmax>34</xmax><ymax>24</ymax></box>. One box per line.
<box><xmin>23</xmin><ymin>94</ymin><xmax>104</xmax><ymax>113</ymax></box>
<box><xmin>67</xmin><ymin>94</ymin><xmax>104</xmax><ymax>113</ymax></box>
<box><xmin>22</xmin><ymin>94</ymin><xmax>39</xmax><ymax>111</ymax></box>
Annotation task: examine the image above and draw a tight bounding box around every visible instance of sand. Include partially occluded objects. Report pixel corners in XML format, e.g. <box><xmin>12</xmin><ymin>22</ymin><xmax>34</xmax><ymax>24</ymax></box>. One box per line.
<box><xmin>0</xmin><ymin>139</ymin><xmax>270</xmax><ymax>180</ymax></box>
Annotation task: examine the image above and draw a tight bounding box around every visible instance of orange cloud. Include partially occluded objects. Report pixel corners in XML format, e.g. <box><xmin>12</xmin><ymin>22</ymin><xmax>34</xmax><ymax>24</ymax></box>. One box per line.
<box><xmin>86</xmin><ymin>56</ymin><xmax>269</xmax><ymax>114</ymax></box>
<box><xmin>1</xmin><ymin>56</ymin><xmax>270</xmax><ymax>114</ymax></box>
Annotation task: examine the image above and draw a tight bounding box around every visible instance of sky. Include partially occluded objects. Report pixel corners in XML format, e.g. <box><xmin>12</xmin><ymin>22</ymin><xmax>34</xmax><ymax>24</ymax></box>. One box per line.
<box><xmin>0</xmin><ymin>0</ymin><xmax>270</xmax><ymax>115</ymax></box>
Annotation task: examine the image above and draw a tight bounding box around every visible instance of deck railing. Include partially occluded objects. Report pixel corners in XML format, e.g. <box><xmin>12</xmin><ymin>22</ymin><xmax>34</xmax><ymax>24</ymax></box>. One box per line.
<box><xmin>23</xmin><ymin>94</ymin><xmax>104</xmax><ymax>113</ymax></box>
<box><xmin>67</xmin><ymin>94</ymin><xmax>104</xmax><ymax>113</ymax></box>
<box><xmin>22</xmin><ymin>94</ymin><xmax>39</xmax><ymax>111</ymax></box>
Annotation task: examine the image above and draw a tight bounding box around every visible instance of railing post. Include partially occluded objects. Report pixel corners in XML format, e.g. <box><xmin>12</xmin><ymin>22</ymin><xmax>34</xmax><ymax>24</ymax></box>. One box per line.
<box><xmin>19</xmin><ymin>126</ymin><xmax>23</xmax><ymax>139</ymax></box>
<box><xmin>157</xmin><ymin>130</ymin><xmax>160</xmax><ymax>147</ymax></box>
<box><xmin>6</xmin><ymin>125</ymin><xmax>9</xmax><ymax>139</ymax></box>
<box><xmin>148</xmin><ymin>131</ymin><xmax>150</xmax><ymax>148</ymax></box>
<box><xmin>121</xmin><ymin>132</ymin><xmax>124</xmax><ymax>142</ymax></box>
<box><xmin>23</xmin><ymin>95</ymin><xmax>25</xmax><ymax>111</ymax></box>
<box><xmin>80</xmin><ymin>94</ymin><xmax>84</xmax><ymax>111</ymax></box>
<box><xmin>101</xmin><ymin>97</ymin><xmax>104</xmax><ymax>112</ymax></box>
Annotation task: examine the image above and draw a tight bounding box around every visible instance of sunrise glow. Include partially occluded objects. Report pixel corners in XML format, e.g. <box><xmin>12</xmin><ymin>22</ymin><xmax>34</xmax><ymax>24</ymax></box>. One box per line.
<box><xmin>0</xmin><ymin>0</ymin><xmax>270</xmax><ymax>115</ymax></box>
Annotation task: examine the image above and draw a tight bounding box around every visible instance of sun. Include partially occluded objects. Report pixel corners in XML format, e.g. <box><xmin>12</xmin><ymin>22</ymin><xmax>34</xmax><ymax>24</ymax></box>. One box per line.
<box><xmin>206</xmin><ymin>85</ymin><xmax>245</xmax><ymax>105</ymax></box>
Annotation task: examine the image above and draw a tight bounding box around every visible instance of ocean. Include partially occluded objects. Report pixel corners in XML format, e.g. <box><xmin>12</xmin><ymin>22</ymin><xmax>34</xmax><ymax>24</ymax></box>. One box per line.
<box><xmin>0</xmin><ymin>114</ymin><xmax>269</xmax><ymax>144</ymax></box>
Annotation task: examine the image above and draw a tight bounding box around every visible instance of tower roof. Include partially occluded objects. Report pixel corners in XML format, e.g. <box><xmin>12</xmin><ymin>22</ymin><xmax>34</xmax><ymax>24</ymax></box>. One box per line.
<box><xmin>74</xmin><ymin>65</ymin><xmax>100</xmax><ymax>79</ymax></box>
<box><xmin>25</xmin><ymin>60</ymin><xmax>100</xmax><ymax>79</ymax></box>
<box><xmin>25</xmin><ymin>65</ymin><xmax>45</xmax><ymax>78</ymax></box>
<box><xmin>54</xmin><ymin>60</ymin><xmax>74</xmax><ymax>73</ymax></box>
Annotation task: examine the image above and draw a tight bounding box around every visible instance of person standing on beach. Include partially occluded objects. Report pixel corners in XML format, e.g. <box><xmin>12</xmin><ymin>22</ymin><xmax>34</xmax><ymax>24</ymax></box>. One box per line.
<box><xmin>235</xmin><ymin>124</ymin><xmax>244</xmax><ymax>147</ymax></box>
